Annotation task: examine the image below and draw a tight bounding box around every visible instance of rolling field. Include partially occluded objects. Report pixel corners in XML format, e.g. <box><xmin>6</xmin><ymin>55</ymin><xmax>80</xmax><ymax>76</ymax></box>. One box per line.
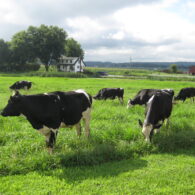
<box><xmin>0</xmin><ymin>77</ymin><xmax>195</xmax><ymax>194</ymax></box>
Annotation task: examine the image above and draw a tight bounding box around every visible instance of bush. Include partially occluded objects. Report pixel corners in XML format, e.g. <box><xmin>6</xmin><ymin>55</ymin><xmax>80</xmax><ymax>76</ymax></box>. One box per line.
<box><xmin>0</xmin><ymin>62</ymin><xmax>40</xmax><ymax>72</ymax></box>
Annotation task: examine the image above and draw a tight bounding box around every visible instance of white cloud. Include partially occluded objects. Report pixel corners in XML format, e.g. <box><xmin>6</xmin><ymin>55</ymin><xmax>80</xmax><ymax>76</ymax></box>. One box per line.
<box><xmin>0</xmin><ymin>0</ymin><xmax>32</xmax><ymax>25</ymax></box>
<box><xmin>66</xmin><ymin>17</ymin><xmax>106</xmax><ymax>41</ymax></box>
<box><xmin>113</xmin><ymin>4</ymin><xmax>195</xmax><ymax>43</ymax></box>
<box><xmin>0</xmin><ymin>0</ymin><xmax>195</xmax><ymax>61</ymax></box>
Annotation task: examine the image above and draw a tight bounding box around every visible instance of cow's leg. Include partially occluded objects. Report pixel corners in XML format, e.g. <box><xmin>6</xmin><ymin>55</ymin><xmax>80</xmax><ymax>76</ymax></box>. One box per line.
<box><xmin>154</xmin><ymin>120</ymin><xmax>163</xmax><ymax>133</ymax></box>
<box><xmin>82</xmin><ymin>108</ymin><xmax>91</xmax><ymax>138</ymax></box>
<box><xmin>154</xmin><ymin>128</ymin><xmax>160</xmax><ymax>134</ymax></box>
<box><xmin>149</xmin><ymin>129</ymin><xmax>154</xmax><ymax>142</ymax></box>
<box><xmin>75</xmin><ymin>122</ymin><xmax>82</xmax><ymax>137</ymax></box>
<box><xmin>39</xmin><ymin>126</ymin><xmax>52</xmax><ymax>150</ymax></box>
<box><xmin>165</xmin><ymin>118</ymin><xmax>170</xmax><ymax>127</ymax></box>
<box><xmin>50</xmin><ymin>129</ymin><xmax>58</xmax><ymax>145</ymax></box>
<box><xmin>142</xmin><ymin>124</ymin><xmax>152</xmax><ymax>143</ymax></box>
<box><xmin>39</xmin><ymin>126</ymin><xmax>58</xmax><ymax>153</ymax></box>
<box><xmin>119</xmin><ymin>97</ymin><xmax>123</xmax><ymax>104</ymax></box>
<box><xmin>47</xmin><ymin>129</ymin><xmax>58</xmax><ymax>153</ymax></box>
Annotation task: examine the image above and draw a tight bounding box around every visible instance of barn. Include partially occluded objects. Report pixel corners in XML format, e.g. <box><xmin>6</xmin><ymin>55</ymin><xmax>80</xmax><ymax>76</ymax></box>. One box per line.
<box><xmin>57</xmin><ymin>55</ymin><xmax>86</xmax><ymax>73</ymax></box>
<box><xmin>189</xmin><ymin>66</ymin><xmax>195</xmax><ymax>75</ymax></box>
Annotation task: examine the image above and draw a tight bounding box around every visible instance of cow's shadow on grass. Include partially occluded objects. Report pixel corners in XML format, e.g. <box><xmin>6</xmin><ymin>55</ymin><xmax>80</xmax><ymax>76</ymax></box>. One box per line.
<box><xmin>152</xmin><ymin>122</ymin><xmax>195</xmax><ymax>155</ymax></box>
<box><xmin>1</xmin><ymin>122</ymin><xmax>194</xmax><ymax>178</ymax></box>
<box><xmin>43</xmin><ymin>158</ymin><xmax>148</xmax><ymax>183</ymax></box>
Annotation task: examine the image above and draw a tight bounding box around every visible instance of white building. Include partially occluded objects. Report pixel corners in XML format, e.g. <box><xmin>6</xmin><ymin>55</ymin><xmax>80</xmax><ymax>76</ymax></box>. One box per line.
<box><xmin>57</xmin><ymin>56</ymin><xmax>85</xmax><ymax>72</ymax></box>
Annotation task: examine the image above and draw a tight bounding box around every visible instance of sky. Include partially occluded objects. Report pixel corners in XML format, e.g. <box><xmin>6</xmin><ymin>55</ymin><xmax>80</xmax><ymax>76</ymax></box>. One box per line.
<box><xmin>0</xmin><ymin>0</ymin><xmax>195</xmax><ymax>62</ymax></box>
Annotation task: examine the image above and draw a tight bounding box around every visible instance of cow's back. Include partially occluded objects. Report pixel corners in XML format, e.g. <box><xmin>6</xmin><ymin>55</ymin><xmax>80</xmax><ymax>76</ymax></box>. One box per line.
<box><xmin>52</xmin><ymin>91</ymin><xmax>92</xmax><ymax>126</ymax></box>
<box><xmin>134</xmin><ymin>89</ymin><xmax>159</xmax><ymax>104</ymax></box>
<box><xmin>146</xmin><ymin>92</ymin><xmax>172</xmax><ymax>125</ymax></box>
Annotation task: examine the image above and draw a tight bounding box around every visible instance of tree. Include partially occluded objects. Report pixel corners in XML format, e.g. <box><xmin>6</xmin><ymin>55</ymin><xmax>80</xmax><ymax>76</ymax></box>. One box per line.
<box><xmin>10</xmin><ymin>25</ymin><xmax>67</xmax><ymax>71</ymax></box>
<box><xmin>0</xmin><ymin>39</ymin><xmax>10</xmax><ymax>66</ymax></box>
<box><xmin>5</xmin><ymin>25</ymin><xmax>84</xmax><ymax>72</ymax></box>
<box><xmin>10</xmin><ymin>30</ymin><xmax>35</xmax><ymax>66</ymax></box>
<box><xmin>30</xmin><ymin>25</ymin><xmax>67</xmax><ymax>71</ymax></box>
<box><xmin>65</xmin><ymin>38</ymin><xmax>84</xmax><ymax>59</ymax></box>
<box><xmin>170</xmin><ymin>64</ymin><xmax>177</xmax><ymax>73</ymax></box>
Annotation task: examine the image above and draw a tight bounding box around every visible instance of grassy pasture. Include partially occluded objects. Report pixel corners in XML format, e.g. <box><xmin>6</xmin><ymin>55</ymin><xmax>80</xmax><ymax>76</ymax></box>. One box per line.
<box><xmin>0</xmin><ymin>77</ymin><xmax>194</xmax><ymax>194</ymax></box>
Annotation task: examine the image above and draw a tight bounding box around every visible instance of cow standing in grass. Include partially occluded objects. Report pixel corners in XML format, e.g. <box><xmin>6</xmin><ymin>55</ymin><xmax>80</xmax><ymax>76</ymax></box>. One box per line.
<box><xmin>1</xmin><ymin>90</ymin><xmax>92</xmax><ymax>152</ymax></box>
<box><xmin>127</xmin><ymin>89</ymin><xmax>174</xmax><ymax>108</ymax></box>
<box><xmin>175</xmin><ymin>87</ymin><xmax>195</xmax><ymax>102</ymax></box>
<box><xmin>138</xmin><ymin>90</ymin><xmax>173</xmax><ymax>143</ymax></box>
<box><xmin>9</xmin><ymin>80</ymin><xmax>32</xmax><ymax>91</ymax></box>
<box><xmin>93</xmin><ymin>88</ymin><xmax>124</xmax><ymax>104</ymax></box>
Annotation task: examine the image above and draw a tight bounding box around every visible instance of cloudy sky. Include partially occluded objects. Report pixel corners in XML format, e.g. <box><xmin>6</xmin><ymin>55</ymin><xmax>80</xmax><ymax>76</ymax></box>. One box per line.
<box><xmin>1</xmin><ymin>0</ymin><xmax>195</xmax><ymax>62</ymax></box>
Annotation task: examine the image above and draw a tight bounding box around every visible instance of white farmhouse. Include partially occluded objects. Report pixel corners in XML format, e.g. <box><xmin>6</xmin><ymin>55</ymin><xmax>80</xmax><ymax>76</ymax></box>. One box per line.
<box><xmin>57</xmin><ymin>56</ymin><xmax>85</xmax><ymax>72</ymax></box>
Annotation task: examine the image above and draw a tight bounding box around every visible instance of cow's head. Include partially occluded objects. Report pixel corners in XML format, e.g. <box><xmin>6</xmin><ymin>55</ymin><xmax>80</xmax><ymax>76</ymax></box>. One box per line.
<box><xmin>174</xmin><ymin>94</ymin><xmax>186</xmax><ymax>102</ymax></box>
<box><xmin>127</xmin><ymin>99</ymin><xmax>134</xmax><ymax>108</ymax></box>
<box><xmin>138</xmin><ymin>119</ymin><xmax>162</xmax><ymax>142</ymax></box>
<box><xmin>93</xmin><ymin>94</ymin><xmax>102</xmax><ymax>100</ymax></box>
<box><xmin>1</xmin><ymin>91</ymin><xmax>22</xmax><ymax>117</ymax></box>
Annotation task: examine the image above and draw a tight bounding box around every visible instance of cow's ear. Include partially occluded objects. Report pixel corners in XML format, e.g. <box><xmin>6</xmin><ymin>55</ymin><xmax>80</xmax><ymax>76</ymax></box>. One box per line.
<box><xmin>138</xmin><ymin>119</ymin><xmax>143</xmax><ymax>127</ymax></box>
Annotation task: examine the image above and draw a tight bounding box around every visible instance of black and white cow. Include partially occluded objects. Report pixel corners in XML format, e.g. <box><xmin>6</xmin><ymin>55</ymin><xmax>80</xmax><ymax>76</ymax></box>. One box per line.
<box><xmin>1</xmin><ymin>90</ymin><xmax>92</xmax><ymax>152</ymax></box>
<box><xmin>175</xmin><ymin>87</ymin><xmax>195</xmax><ymax>102</ymax></box>
<box><xmin>93</xmin><ymin>88</ymin><xmax>124</xmax><ymax>103</ymax></box>
<box><xmin>9</xmin><ymin>80</ymin><xmax>32</xmax><ymax>91</ymax></box>
<box><xmin>138</xmin><ymin>90</ymin><xmax>173</xmax><ymax>142</ymax></box>
<box><xmin>127</xmin><ymin>89</ymin><xmax>174</xmax><ymax>108</ymax></box>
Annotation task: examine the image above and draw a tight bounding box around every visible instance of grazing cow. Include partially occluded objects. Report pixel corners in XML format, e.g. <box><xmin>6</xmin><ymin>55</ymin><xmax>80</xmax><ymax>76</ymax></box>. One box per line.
<box><xmin>138</xmin><ymin>90</ymin><xmax>173</xmax><ymax>143</ymax></box>
<box><xmin>1</xmin><ymin>90</ymin><xmax>92</xmax><ymax>152</ymax></box>
<box><xmin>9</xmin><ymin>80</ymin><xmax>32</xmax><ymax>91</ymax></box>
<box><xmin>93</xmin><ymin>88</ymin><xmax>124</xmax><ymax>103</ymax></box>
<box><xmin>175</xmin><ymin>87</ymin><xmax>195</xmax><ymax>102</ymax></box>
<box><xmin>127</xmin><ymin>89</ymin><xmax>174</xmax><ymax>108</ymax></box>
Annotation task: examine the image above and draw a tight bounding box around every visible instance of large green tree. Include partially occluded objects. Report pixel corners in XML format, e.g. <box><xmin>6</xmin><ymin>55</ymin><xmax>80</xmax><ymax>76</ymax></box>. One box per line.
<box><xmin>10</xmin><ymin>30</ymin><xmax>35</xmax><ymax>65</ymax></box>
<box><xmin>3</xmin><ymin>25</ymin><xmax>84</xmax><ymax>72</ymax></box>
<box><xmin>65</xmin><ymin>38</ymin><xmax>84</xmax><ymax>59</ymax></box>
<box><xmin>29</xmin><ymin>25</ymin><xmax>67</xmax><ymax>71</ymax></box>
<box><xmin>0</xmin><ymin>39</ymin><xmax>10</xmax><ymax>66</ymax></box>
<box><xmin>10</xmin><ymin>25</ymin><xmax>67</xmax><ymax>71</ymax></box>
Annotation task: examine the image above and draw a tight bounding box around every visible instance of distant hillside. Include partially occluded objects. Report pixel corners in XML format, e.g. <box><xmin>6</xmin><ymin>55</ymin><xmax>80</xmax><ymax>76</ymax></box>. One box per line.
<box><xmin>85</xmin><ymin>61</ymin><xmax>195</xmax><ymax>71</ymax></box>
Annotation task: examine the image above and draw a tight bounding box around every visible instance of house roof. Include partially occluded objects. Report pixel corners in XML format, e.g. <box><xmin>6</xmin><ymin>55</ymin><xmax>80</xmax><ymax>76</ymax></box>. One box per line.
<box><xmin>58</xmin><ymin>55</ymin><xmax>86</xmax><ymax>67</ymax></box>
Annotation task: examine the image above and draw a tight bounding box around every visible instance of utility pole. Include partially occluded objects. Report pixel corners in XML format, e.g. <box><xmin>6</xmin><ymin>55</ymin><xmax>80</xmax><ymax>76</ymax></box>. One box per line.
<box><xmin>130</xmin><ymin>56</ymin><xmax>132</xmax><ymax>69</ymax></box>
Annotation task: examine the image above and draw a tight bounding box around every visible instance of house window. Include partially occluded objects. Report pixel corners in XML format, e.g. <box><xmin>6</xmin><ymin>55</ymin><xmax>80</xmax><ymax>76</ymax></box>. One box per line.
<box><xmin>70</xmin><ymin>60</ymin><xmax>72</xmax><ymax>63</ymax></box>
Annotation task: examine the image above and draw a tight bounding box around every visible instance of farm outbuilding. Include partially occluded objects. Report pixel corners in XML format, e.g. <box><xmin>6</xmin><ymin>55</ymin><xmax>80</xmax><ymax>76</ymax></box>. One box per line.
<box><xmin>57</xmin><ymin>55</ymin><xmax>85</xmax><ymax>73</ymax></box>
<box><xmin>189</xmin><ymin>66</ymin><xmax>195</xmax><ymax>75</ymax></box>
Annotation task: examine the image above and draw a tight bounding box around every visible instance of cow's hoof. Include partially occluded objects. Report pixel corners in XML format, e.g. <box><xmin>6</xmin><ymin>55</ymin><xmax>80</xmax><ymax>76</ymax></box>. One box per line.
<box><xmin>47</xmin><ymin>147</ymin><xmax>53</xmax><ymax>154</ymax></box>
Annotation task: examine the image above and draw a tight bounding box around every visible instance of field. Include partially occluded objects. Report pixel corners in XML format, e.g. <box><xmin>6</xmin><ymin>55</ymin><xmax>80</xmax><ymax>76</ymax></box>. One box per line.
<box><xmin>0</xmin><ymin>76</ymin><xmax>195</xmax><ymax>194</ymax></box>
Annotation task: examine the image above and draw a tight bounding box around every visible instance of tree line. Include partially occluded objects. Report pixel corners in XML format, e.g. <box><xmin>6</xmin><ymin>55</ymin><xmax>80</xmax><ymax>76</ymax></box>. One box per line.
<box><xmin>0</xmin><ymin>25</ymin><xmax>84</xmax><ymax>72</ymax></box>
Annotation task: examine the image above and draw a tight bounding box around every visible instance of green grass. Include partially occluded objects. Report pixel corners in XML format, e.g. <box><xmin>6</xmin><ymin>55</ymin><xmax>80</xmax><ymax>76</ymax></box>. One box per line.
<box><xmin>0</xmin><ymin>77</ymin><xmax>195</xmax><ymax>194</ymax></box>
<box><xmin>86</xmin><ymin>67</ymin><xmax>195</xmax><ymax>81</ymax></box>
<box><xmin>1</xmin><ymin>66</ymin><xmax>195</xmax><ymax>82</ymax></box>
